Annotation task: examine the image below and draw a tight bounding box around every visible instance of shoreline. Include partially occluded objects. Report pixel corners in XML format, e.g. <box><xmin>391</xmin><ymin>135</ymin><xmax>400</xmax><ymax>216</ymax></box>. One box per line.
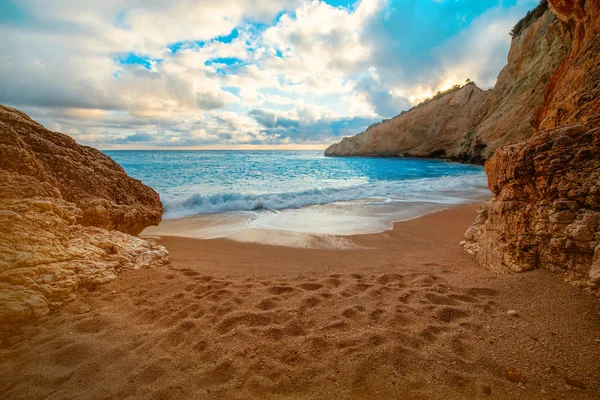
<box><xmin>142</xmin><ymin>198</ymin><xmax>492</xmax><ymax>248</ymax></box>
<box><xmin>3</xmin><ymin>203</ymin><xmax>599</xmax><ymax>399</ymax></box>
<box><xmin>322</xmin><ymin>153</ymin><xmax>487</xmax><ymax>166</ymax></box>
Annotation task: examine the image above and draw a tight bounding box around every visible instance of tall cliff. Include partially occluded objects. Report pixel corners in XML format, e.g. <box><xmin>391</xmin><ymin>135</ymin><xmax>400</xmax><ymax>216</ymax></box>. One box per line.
<box><xmin>325</xmin><ymin>8</ymin><xmax>571</xmax><ymax>163</ymax></box>
<box><xmin>0</xmin><ymin>105</ymin><xmax>169</xmax><ymax>324</ymax></box>
<box><xmin>468</xmin><ymin>8</ymin><xmax>570</xmax><ymax>160</ymax></box>
<box><xmin>462</xmin><ymin>0</ymin><xmax>600</xmax><ymax>289</ymax></box>
<box><xmin>325</xmin><ymin>83</ymin><xmax>489</xmax><ymax>160</ymax></box>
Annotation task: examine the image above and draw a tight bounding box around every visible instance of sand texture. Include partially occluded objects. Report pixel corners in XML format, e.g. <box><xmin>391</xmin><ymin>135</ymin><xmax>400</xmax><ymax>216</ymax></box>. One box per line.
<box><xmin>1</xmin><ymin>205</ymin><xmax>599</xmax><ymax>399</ymax></box>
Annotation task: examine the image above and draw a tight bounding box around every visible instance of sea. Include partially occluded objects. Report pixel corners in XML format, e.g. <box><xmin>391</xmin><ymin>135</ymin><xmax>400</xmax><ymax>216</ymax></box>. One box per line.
<box><xmin>104</xmin><ymin>150</ymin><xmax>491</xmax><ymax>236</ymax></box>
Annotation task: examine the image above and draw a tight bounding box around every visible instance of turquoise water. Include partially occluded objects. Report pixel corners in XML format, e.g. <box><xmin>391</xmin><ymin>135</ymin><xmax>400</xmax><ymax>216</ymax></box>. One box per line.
<box><xmin>104</xmin><ymin>151</ymin><xmax>489</xmax><ymax>223</ymax></box>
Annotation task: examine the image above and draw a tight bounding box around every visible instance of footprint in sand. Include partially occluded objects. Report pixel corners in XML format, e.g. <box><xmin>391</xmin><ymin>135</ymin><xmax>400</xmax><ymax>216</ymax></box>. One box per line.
<box><xmin>301</xmin><ymin>295</ymin><xmax>322</xmax><ymax>309</ymax></box>
<box><xmin>425</xmin><ymin>292</ymin><xmax>457</xmax><ymax>305</ymax></box>
<box><xmin>376</xmin><ymin>273</ymin><xmax>405</xmax><ymax>285</ymax></box>
<box><xmin>180</xmin><ymin>268</ymin><xmax>200</xmax><ymax>277</ymax></box>
<box><xmin>436</xmin><ymin>306</ymin><xmax>470</xmax><ymax>323</ymax></box>
<box><xmin>53</xmin><ymin>343</ymin><xmax>93</xmax><ymax>367</ymax></box>
<box><xmin>257</xmin><ymin>297</ymin><xmax>280</xmax><ymax>310</ymax></box>
<box><xmin>321</xmin><ymin>277</ymin><xmax>342</xmax><ymax>288</ymax></box>
<box><xmin>297</xmin><ymin>282</ymin><xmax>323</xmax><ymax>291</ymax></box>
<box><xmin>267</xmin><ymin>285</ymin><xmax>295</xmax><ymax>295</ymax></box>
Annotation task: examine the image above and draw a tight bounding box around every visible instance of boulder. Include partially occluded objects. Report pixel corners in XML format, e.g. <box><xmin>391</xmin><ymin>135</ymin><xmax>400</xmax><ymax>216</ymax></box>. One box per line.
<box><xmin>0</xmin><ymin>105</ymin><xmax>169</xmax><ymax>324</ymax></box>
<box><xmin>461</xmin><ymin>116</ymin><xmax>600</xmax><ymax>285</ymax></box>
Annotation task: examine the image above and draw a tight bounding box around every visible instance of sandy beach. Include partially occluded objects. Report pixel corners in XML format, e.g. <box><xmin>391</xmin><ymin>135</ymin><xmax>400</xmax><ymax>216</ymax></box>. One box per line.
<box><xmin>2</xmin><ymin>0</ymin><xmax>599</xmax><ymax>399</ymax></box>
<box><xmin>1</xmin><ymin>204</ymin><xmax>599</xmax><ymax>399</ymax></box>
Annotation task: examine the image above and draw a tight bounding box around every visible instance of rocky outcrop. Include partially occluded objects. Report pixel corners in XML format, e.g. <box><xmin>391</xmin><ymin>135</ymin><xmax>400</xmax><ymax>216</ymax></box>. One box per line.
<box><xmin>0</xmin><ymin>105</ymin><xmax>163</xmax><ymax>235</ymax></box>
<box><xmin>325</xmin><ymin>9</ymin><xmax>571</xmax><ymax>163</ymax></box>
<box><xmin>461</xmin><ymin>115</ymin><xmax>600</xmax><ymax>287</ymax></box>
<box><xmin>0</xmin><ymin>105</ymin><xmax>168</xmax><ymax>324</ymax></box>
<box><xmin>461</xmin><ymin>0</ymin><xmax>600</xmax><ymax>287</ymax></box>
<box><xmin>325</xmin><ymin>83</ymin><xmax>490</xmax><ymax>160</ymax></box>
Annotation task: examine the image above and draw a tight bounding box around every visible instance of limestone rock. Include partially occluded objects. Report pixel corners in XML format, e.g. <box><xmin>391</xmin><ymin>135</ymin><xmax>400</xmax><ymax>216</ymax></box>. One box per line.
<box><xmin>0</xmin><ymin>105</ymin><xmax>169</xmax><ymax>324</ymax></box>
<box><xmin>461</xmin><ymin>116</ymin><xmax>600</xmax><ymax>285</ymax></box>
<box><xmin>325</xmin><ymin>83</ymin><xmax>490</xmax><ymax>161</ymax></box>
<box><xmin>461</xmin><ymin>0</ymin><xmax>600</xmax><ymax>287</ymax></box>
<box><xmin>325</xmin><ymin>9</ymin><xmax>571</xmax><ymax>163</ymax></box>
<box><xmin>534</xmin><ymin>0</ymin><xmax>600</xmax><ymax>130</ymax></box>
<box><xmin>471</xmin><ymin>9</ymin><xmax>570</xmax><ymax>160</ymax></box>
<box><xmin>0</xmin><ymin>104</ymin><xmax>163</xmax><ymax>235</ymax></box>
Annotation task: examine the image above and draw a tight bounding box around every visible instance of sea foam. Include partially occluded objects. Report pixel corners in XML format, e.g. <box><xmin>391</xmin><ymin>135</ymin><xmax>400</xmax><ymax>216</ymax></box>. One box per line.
<box><xmin>161</xmin><ymin>173</ymin><xmax>489</xmax><ymax>219</ymax></box>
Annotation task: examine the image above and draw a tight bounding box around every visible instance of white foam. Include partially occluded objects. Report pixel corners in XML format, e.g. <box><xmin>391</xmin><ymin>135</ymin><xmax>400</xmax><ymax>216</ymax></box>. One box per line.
<box><xmin>161</xmin><ymin>173</ymin><xmax>490</xmax><ymax>219</ymax></box>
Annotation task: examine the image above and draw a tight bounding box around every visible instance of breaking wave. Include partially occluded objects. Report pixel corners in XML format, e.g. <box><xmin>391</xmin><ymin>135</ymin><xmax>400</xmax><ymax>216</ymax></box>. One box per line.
<box><xmin>161</xmin><ymin>173</ymin><xmax>489</xmax><ymax>219</ymax></box>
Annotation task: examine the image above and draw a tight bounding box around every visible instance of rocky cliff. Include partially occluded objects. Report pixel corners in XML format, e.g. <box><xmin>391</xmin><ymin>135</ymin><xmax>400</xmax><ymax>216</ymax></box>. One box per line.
<box><xmin>534</xmin><ymin>0</ymin><xmax>600</xmax><ymax>130</ymax></box>
<box><xmin>325</xmin><ymin>8</ymin><xmax>571</xmax><ymax>163</ymax></box>
<box><xmin>462</xmin><ymin>115</ymin><xmax>600</xmax><ymax>286</ymax></box>
<box><xmin>462</xmin><ymin>0</ymin><xmax>600</xmax><ymax>288</ymax></box>
<box><xmin>0</xmin><ymin>105</ymin><xmax>163</xmax><ymax>235</ymax></box>
<box><xmin>0</xmin><ymin>105</ymin><xmax>169</xmax><ymax>324</ymax></box>
<box><xmin>325</xmin><ymin>83</ymin><xmax>490</xmax><ymax>160</ymax></box>
<box><xmin>468</xmin><ymin>8</ymin><xmax>570</xmax><ymax>160</ymax></box>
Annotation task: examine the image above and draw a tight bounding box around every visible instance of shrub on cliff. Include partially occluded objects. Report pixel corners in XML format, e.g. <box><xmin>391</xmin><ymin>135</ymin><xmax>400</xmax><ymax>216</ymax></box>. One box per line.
<box><xmin>510</xmin><ymin>0</ymin><xmax>549</xmax><ymax>38</ymax></box>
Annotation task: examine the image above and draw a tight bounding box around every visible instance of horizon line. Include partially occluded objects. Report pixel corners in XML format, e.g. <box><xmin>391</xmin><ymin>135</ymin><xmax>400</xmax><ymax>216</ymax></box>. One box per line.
<box><xmin>98</xmin><ymin>145</ymin><xmax>330</xmax><ymax>151</ymax></box>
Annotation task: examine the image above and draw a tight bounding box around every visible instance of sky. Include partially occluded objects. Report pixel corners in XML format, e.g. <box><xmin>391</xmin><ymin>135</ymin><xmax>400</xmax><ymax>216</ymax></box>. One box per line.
<box><xmin>0</xmin><ymin>0</ymin><xmax>539</xmax><ymax>150</ymax></box>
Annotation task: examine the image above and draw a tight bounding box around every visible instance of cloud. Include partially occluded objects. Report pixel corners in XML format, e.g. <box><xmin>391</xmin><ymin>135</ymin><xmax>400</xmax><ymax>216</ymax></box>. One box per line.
<box><xmin>0</xmin><ymin>0</ymin><xmax>540</xmax><ymax>148</ymax></box>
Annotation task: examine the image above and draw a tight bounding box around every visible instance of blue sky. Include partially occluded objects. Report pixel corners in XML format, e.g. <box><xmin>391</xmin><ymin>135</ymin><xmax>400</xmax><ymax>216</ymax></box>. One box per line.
<box><xmin>0</xmin><ymin>0</ymin><xmax>538</xmax><ymax>149</ymax></box>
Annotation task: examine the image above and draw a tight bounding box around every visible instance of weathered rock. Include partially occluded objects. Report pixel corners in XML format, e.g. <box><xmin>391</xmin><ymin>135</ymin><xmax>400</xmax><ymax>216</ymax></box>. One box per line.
<box><xmin>469</xmin><ymin>9</ymin><xmax>570</xmax><ymax>160</ymax></box>
<box><xmin>0</xmin><ymin>104</ymin><xmax>163</xmax><ymax>235</ymax></box>
<box><xmin>505</xmin><ymin>370</ymin><xmax>522</xmax><ymax>383</ymax></box>
<box><xmin>325</xmin><ymin>83</ymin><xmax>490</xmax><ymax>160</ymax></box>
<box><xmin>534</xmin><ymin>0</ymin><xmax>600</xmax><ymax>131</ymax></box>
<box><xmin>461</xmin><ymin>0</ymin><xmax>600</xmax><ymax>287</ymax></box>
<box><xmin>461</xmin><ymin>117</ymin><xmax>600</xmax><ymax>284</ymax></box>
<box><xmin>325</xmin><ymin>9</ymin><xmax>571</xmax><ymax>163</ymax></box>
<box><xmin>0</xmin><ymin>105</ymin><xmax>169</xmax><ymax>324</ymax></box>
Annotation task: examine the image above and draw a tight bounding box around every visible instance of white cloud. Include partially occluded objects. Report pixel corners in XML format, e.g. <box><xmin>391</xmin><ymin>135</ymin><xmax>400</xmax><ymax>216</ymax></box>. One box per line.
<box><xmin>0</xmin><ymin>0</ymin><xmax>541</xmax><ymax>148</ymax></box>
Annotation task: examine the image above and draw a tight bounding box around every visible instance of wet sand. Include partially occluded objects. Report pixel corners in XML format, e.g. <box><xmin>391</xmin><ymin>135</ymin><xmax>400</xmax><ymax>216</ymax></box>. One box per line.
<box><xmin>1</xmin><ymin>204</ymin><xmax>599</xmax><ymax>399</ymax></box>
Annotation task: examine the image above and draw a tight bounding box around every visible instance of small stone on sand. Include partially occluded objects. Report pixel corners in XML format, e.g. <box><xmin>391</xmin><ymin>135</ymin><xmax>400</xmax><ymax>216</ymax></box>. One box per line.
<box><xmin>564</xmin><ymin>376</ymin><xmax>586</xmax><ymax>389</ymax></box>
<box><xmin>505</xmin><ymin>370</ymin><xmax>522</xmax><ymax>383</ymax></box>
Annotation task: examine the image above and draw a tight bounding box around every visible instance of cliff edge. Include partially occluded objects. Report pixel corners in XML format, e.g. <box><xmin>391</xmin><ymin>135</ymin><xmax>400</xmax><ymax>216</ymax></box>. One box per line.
<box><xmin>325</xmin><ymin>7</ymin><xmax>570</xmax><ymax>163</ymax></box>
<box><xmin>0</xmin><ymin>105</ymin><xmax>169</xmax><ymax>324</ymax></box>
<box><xmin>325</xmin><ymin>83</ymin><xmax>489</xmax><ymax>160</ymax></box>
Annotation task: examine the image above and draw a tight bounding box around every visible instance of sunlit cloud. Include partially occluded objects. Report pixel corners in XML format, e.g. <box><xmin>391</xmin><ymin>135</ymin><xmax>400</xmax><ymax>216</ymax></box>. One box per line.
<box><xmin>0</xmin><ymin>0</ymin><xmax>538</xmax><ymax>149</ymax></box>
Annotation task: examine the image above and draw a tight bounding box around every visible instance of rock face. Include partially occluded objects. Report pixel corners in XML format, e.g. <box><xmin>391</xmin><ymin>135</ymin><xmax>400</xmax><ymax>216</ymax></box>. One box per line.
<box><xmin>0</xmin><ymin>105</ymin><xmax>163</xmax><ymax>235</ymax></box>
<box><xmin>325</xmin><ymin>9</ymin><xmax>571</xmax><ymax>163</ymax></box>
<box><xmin>469</xmin><ymin>9</ymin><xmax>570</xmax><ymax>160</ymax></box>
<box><xmin>462</xmin><ymin>0</ymin><xmax>600</xmax><ymax>288</ymax></box>
<box><xmin>0</xmin><ymin>105</ymin><xmax>169</xmax><ymax>324</ymax></box>
<box><xmin>325</xmin><ymin>83</ymin><xmax>490</xmax><ymax>160</ymax></box>
<box><xmin>534</xmin><ymin>0</ymin><xmax>600</xmax><ymax>130</ymax></box>
<box><xmin>462</xmin><ymin>115</ymin><xmax>600</xmax><ymax>286</ymax></box>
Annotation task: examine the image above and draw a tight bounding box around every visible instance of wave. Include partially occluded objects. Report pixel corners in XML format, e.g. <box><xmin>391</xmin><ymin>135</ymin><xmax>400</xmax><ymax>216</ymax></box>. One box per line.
<box><xmin>161</xmin><ymin>173</ymin><xmax>490</xmax><ymax>219</ymax></box>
